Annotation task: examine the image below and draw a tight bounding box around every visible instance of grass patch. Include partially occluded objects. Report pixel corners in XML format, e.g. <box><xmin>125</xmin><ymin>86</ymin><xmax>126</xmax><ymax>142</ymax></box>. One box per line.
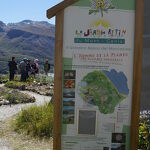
<box><xmin>14</xmin><ymin>103</ymin><xmax>53</xmax><ymax>138</ymax></box>
<box><xmin>5</xmin><ymin>81</ymin><xmax>28</xmax><ymax>90</ymax></box>
<box><xmin>5</xmin><ymin>75</ymin><xmax>54</xmax><ymax>96</ymax></box>
<box><xmin>37</xmin><ymin>75</ymin><xmax>54</xmax><ymax>85</ymax></box>
<box><xmin>5</xmin><ymin>75</ymin><xmax>53</xmax><ymax>90</ymax></box>
<box><xmin>0</xmin><ymin>74</ymin><xmax>54</xmax><ymax>85</ymax></box>
<box><xmin>26</xmin><ymin>75</ymin><xmax>54</xmax><ymax>85</ymax></box>
<box><xmin>0</xmin><ymin>74</ymin><xmax>9</xmax><ymax>83</ymax></box>
<box><xmin>0</xmin><ymin>118</ymin><xmax>53</xmax><ymax>150</ymax></box>
<box><xmin>5</xmin><ymin>91</ymin><xmax>35</xmax><ymax>104</ymax></box>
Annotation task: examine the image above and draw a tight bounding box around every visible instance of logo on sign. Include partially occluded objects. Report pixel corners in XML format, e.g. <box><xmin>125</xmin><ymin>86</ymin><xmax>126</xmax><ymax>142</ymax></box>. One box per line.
<box><xmin>74</xmin><ymin>19</ymin><xmax>126</xmax><ymax>44</ymax></box>
<box><xmin>89</xmin><ymin>0</ymin><xmax>115</xmax><ymax>17</ymax></box>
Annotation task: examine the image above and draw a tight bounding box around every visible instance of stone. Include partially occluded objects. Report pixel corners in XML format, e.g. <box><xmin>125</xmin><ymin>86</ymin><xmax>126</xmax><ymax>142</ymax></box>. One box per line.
<box><xmin>3</xmin><ymin>100</ymin><xmax>10</xmax><ymax>105</ymax></box>
<box><xmin>0</xmin><ymin>99</ymin><xmax>10</xmax><ymax>105</ymax></box>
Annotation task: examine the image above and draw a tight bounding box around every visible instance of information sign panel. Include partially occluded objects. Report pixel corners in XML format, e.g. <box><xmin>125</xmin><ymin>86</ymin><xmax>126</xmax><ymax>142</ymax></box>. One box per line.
<box><xmin>61</xmin><ymin>0</ymin><xmax>136</xmax><ymax>149</ymax></box>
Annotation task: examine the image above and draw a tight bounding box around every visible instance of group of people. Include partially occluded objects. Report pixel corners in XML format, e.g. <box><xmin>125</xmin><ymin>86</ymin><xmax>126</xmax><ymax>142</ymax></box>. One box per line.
<box><xmin>19</xmin><ymin>58</ymin><xmax>39</xmax><ymax>82</ymax></box>
<box><xmin>8</xmin><ymin>57</ymin><xmax>50</xmax><ymax>81</ymax></box>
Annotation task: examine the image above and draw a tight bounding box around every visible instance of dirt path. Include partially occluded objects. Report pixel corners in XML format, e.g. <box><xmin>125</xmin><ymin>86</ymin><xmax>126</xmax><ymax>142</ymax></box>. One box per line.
<box><xmin>0</xmin><ymin>90</ymin><xmax>51</xmax><ymax>121</ymax></box>
<box><xmin>0</xmin><ymin>84</ymin><xmax>4</xmax><ymax>87</ymax></box>
<box><xmin>0</xmin><ymin>84</ymin><xmax>53</xmax><ymax>150</ymax></box>
<box><xmin>0</xmin><ymin>139</ymin><xmax>12</xmax><ymax>150</ymax></box>
<box><xmin>0</xmin><ymin>119</ymin><xmax>53</xmax><ymax>150</ymax></box>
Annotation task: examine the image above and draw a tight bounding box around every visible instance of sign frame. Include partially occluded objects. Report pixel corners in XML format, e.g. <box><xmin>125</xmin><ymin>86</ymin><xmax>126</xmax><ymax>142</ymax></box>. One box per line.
<box><xmin>48</xmin><ymin>0</ymin><xmax>144</xmax><ymax>149</ymax></box>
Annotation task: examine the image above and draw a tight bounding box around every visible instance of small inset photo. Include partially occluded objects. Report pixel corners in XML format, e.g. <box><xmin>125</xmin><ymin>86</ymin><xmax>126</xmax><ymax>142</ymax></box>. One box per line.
<box><xmin>63</xmin><ymin>114</ymin><xmax>74</xmax><ymax>124</ymax></box>
<box><xmin>111</xmin><ymin>143</ymin><xmax>125</xmax><ymax>150</ymax></box>
<box><xmin>64</xmin><ymin>80</ymin><xmax>75</xmax><ymax>88</ymax></box>
<box><xmin>78</xmin><ymin>109</ymin><xmax>97</xmax><ymax>136</ymax></box>
<box><xmin>63</xmin><ymin>98</ymin><xmax>75</xmax><ymax>107</ymax></box>
<box><xmin>63</xmin><ymin>106</ymin><xmax>75</xmax><ymax>114</ymax></box>
<box><xmin>64</xmin><ymin>70</ymin><xmax>76</xmax><ymax>79</ymax></box>
<box><xmin>63</xmin><ymin>89</ymin><xmax>75</xmax><ymax>98</ymax></box>
<box><xmin>112</xmin><ymin>133</ymin><xmax>126</xmax><ymax>143</ymax></box>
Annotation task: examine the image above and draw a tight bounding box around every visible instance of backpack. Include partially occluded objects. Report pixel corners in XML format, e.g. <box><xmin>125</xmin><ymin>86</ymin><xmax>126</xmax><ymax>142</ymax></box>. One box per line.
<box><xmin>31</xmin><ymin>63</ymin><xmax>38</xmax><ymax>73</ymax></box>
<box><xmin>31</xmin><ymin>63</ymin><xmax>36</xmax><ymax>69</ymax></box>
<box><xmin>19</xmin><ymin>61</ymin><xmax>26</xmax><ymax>71</ymax></box>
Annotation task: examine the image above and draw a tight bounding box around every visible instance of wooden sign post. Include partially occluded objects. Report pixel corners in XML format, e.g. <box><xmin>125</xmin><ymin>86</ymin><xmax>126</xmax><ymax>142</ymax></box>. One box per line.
<box><xmin>47</xmin><ymin>0</ymin><xmax>144</xmax><ymax>150</ymax></box>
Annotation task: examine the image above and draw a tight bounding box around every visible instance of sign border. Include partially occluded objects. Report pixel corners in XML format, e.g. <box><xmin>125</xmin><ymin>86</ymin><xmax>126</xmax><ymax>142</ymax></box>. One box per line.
<box><xmin>130</xmin><ymin>0</ymin><xmax>144</xmax><ymax>149</ymax></box>
<box><xmin>53</xmin><ymin>10</ymin><xmax>64</xmax><ymax>150</ymax></box>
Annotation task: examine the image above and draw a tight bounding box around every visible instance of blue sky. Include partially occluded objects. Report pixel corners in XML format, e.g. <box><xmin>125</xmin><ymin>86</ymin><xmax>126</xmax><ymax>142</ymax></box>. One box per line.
<box><xmin>0</xmin><ymin>0</ymin><xmax>62</xmax><ymax>24</ymax></box>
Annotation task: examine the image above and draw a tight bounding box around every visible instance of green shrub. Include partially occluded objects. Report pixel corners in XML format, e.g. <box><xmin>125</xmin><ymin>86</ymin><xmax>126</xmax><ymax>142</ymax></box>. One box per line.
<box><xmin>4</xmin><ymin>90</ymin><xmax>35</xmax><ymax>104</ymax></box>
<box><xmin>34</xmin><ymin>75</ymin><xmax>53</xmax><ymax>85</ymax></box>
<box><xmin>0</xmin><ymin>87</ymin><xmax>35</xmax><ymax>104</ymax></box>
<box><xmin>0</xmin><ymin>74</ymin><xmax>9</xmax><ymax>83</ymax></box>
<box><xmin>14</xmin><ymin>103</ymin><xmax>53</xmax><ymax>138</ymax></box>
<box><xmin>139</xmin><ymin>116</ymin><xmax>150</xmax><ymax>149</ymax></box>
<box><xmin>5</xmin><ymin>81</ymin><xmax>28</xmax><ymax>90</ymax></box>
<box><xmin>0</xmin><ymin>87</ymin><xmax>9</xmax><ymax>96</ymax></box>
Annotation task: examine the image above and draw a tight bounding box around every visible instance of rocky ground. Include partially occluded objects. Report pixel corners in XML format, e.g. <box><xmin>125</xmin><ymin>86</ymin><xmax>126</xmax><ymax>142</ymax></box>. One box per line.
<box><xmin>0</xmin><ymin>84</ymin><xmax>53</xmax><ymax>150</ymax></box>
<box><xmin>4</xmin><ymin>81</ymin><xmax>54</xmax><ymax>97</ymax></box>
<box><xmin>26</xmin><ymin>83</ymin><xmax>54</xmax><ymax>96</ymax></box>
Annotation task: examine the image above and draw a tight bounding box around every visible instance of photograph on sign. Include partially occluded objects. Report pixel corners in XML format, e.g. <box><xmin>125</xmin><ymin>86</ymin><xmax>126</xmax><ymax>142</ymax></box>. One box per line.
<box><xmin>78</xmin><ymin>109</ymin><xmax>97</xmax><ymax>135</ymax></box>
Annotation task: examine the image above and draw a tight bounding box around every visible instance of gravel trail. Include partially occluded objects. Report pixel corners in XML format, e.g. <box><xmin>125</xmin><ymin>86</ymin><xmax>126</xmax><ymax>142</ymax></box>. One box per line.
<box><xmin>0</xmin><ymin>90</ymin><xmax>51</xmax><ymax>121</ymax></box>
<box><xmin>0</xmin><ymin>84</ymin><xmax>52</xmax><ymax>150</ymax></box>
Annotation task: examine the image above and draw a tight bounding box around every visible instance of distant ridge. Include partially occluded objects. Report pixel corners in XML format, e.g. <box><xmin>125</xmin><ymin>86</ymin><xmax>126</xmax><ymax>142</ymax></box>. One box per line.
<box><xmin>0</xmin><ymin>20</ymin><xmax>55</xmax><ymax>73</ymax></box>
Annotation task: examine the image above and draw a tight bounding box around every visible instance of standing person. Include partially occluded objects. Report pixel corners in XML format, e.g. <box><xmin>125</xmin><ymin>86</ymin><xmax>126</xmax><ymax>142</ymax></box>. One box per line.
<box><xmin>19</xmin><ymin>58</ymin><xmax>27</xmax><ymax>82</ymax></box>
<box><xmin>34</xmin><ymin>59</ymin><xmax>39</xmax><ymax>75</ymax></box>
<box><xmin>26</xmin><ymin>59</ymin><xmax>31</xmax><ymax>79</ymax></box>
<box><xmin>44</xmin><ymin>59</ymin><xmax>50</xmax><ymax>75</ymax></box>
<box><xmin>8</xmin><ymin>57</ymin><xmax>18</xmax><ymax>81</ymax></box>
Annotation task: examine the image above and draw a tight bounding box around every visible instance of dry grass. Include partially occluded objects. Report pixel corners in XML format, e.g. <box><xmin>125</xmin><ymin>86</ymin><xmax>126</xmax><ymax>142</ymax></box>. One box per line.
<box><xmin>0</xmin><ymin>117</ymin><xmax>53</xmax><ymax>150</ymax></box>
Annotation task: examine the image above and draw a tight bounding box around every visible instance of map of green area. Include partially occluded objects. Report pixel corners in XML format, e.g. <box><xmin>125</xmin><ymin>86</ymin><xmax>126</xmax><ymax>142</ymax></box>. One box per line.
<box><xmin>79</xmin><ymin>70</ymin><xmax>128</xmax><ymax>114</ymax></box>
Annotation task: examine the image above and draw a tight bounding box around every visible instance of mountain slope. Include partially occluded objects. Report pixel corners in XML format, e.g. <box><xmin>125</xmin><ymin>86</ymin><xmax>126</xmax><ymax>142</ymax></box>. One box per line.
<box><xmin>0</xmin><ymin>20</ymin><xmax>55</xmax><ymax>73</ymax></box>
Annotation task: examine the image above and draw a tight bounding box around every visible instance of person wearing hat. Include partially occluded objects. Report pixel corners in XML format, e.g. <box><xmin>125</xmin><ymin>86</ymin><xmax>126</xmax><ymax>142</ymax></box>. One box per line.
<box><xmin>19</xmin><ymin>58</ymin><xmax>28</xmax><ymax>81</ymax></box>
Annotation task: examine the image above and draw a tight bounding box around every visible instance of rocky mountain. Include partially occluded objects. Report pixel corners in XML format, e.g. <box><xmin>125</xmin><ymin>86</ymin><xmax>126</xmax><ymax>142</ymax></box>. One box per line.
<box><xmin>0</xmin><ymin>20</ymin><xmax>55</xmax><ymax>73</ymax></box>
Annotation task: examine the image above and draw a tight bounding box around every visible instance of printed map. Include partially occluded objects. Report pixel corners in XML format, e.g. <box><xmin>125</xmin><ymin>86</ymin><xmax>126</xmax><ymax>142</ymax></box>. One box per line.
<box><xmin>79</xmin><ymin>70</ymin><xmax>129</xmax><ymax>114</ymax></box>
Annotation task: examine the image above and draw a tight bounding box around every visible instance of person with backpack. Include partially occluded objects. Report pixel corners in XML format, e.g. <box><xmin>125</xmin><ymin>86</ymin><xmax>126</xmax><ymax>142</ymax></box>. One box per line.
<box><xmin>19</xmin><ymin>58</ymin><xmax>27</xmax><ymax>82</ymax></box>
<box><xmin>8</xmin><ymin>57</ymin><xmax>18</xmax><ymax>81</ymax></box>
<box><xmin>30</xmin><ymin>59</ymin><xmax>39</xmax><ymax>77</ymax></box>
<box><xmin>44</xmin><ymin>59</ymin><xmax>50</xmax><ymax>75</ymax></box>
